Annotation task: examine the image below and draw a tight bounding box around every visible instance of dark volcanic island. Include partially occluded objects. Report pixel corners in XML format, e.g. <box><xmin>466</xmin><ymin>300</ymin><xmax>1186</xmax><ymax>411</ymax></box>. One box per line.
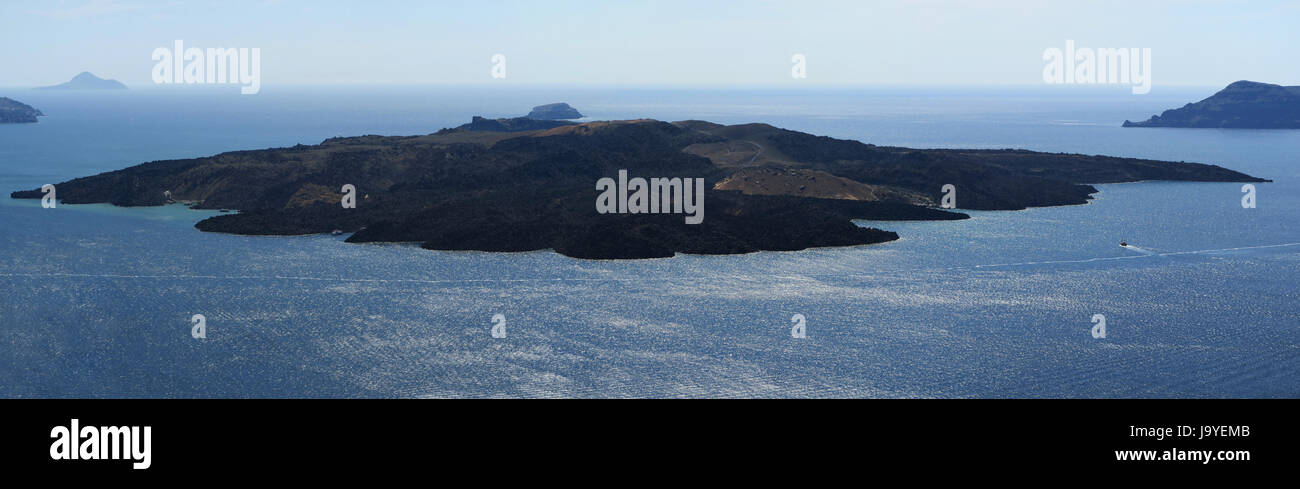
<box><xmin>1124</xmin><ymin>80</ymin><xmax>1300</xmax><ymax>129</ymax></box>
<box><xmin>12</xmin><ymin>110</ymin><xmax>1266</xmax><ymax>259</ymax></box>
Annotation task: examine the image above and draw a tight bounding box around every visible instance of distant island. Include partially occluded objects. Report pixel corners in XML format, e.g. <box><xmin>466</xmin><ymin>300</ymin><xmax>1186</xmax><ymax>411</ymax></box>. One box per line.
<box><xmin>526</xmin><ymin>102</ymin><xmax>584</xmax><ymax>120</ymax></box>
<box><xmin>1124</xmin><ymin>80</ymin><xmax>1300</xmax><ymax>128</ymax></box>
<box><xmin>0</xmin><ymin>97</ymin><xmax>43</xmax><ymax>123</ymax></box>
<box><xmin>12</xmin><ymin>106</ymin><xmax>1266</xmax><ymax>259</ymax></box>
<box><xmin>38</xmin><ymin>72</ymin><xmax>128</xmax><ymax>90</ymax></box>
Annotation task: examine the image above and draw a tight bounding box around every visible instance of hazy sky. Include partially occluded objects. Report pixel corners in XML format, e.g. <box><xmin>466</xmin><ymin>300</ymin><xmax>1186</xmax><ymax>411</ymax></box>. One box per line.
<box><xmin>1</xmin><ymin>0</ymin><xmax>1296</xmax><ymax>88</ymax></box>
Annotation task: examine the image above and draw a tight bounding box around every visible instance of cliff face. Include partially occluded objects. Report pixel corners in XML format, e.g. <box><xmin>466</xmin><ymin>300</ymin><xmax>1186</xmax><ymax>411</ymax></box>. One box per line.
<box><xmin>0</xmin><ymin>97</ymin><xmax>43</xmax><ymax>123</ymax></box>
<box><xmin>10</xmin><ymin>116</ymin><xmax>1266</xmax><ymax>259</ymax></box>
<box><xmin>1124</xmin><ymin>80</ymin><xmax>1300</xmax><ymax>128</ymax></box>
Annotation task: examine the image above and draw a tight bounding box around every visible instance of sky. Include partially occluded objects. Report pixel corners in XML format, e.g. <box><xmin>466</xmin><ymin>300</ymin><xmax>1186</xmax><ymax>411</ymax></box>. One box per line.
<box><xmin>1</xmin><ymin>0</ymin><xmax>1297</xmax><ymax>88</ymax></box>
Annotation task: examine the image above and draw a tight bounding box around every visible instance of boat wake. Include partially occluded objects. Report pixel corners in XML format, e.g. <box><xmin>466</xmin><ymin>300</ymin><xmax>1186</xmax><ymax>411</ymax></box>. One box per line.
<box><xmin>1121</xmin><ymin>244</ymin><xmax>1158</xmax><ymax>255</ymax></box>
<box><xmin>948</xmin><ymin>241</ymin><xmax>1300</xmax><ymax>272</ymax></box>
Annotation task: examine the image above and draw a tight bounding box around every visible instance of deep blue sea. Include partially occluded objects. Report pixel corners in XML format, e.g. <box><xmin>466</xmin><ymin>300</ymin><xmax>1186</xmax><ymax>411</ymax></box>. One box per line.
<box><xmin>1</xmin><ymin>85</ymin><xmax>1296</xmax><ymax>398</ymax></box>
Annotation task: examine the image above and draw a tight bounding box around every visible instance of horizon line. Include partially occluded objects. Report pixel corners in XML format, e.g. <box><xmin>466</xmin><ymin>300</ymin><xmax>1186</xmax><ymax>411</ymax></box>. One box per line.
<box><xmin>0</xmin><ymin>81</ymin><xmax>1235</xmax><ymax>91</ymax></box>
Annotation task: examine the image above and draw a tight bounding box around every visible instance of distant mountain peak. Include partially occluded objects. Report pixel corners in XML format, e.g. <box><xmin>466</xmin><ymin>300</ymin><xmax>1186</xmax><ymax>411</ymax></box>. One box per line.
<box><xmin>39</xmin><ymin>72</ymin><xmax>128</xmax><ymax>90</ymax></box>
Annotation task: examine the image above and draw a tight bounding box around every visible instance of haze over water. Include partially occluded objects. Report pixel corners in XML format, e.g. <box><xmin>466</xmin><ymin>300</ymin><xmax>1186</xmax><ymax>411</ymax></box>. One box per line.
<box><xmin>1</xmin><ymin>86</ymin><xmax>1296</xmax><ymax>397</ymax></box>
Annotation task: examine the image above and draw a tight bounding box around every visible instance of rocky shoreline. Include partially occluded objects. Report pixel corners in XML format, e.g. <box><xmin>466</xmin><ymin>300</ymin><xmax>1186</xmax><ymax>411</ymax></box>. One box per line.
<box><xmin>0</xmin><ymin>97</ymin><xmax>43</xmax><ymax>123</ymax></box>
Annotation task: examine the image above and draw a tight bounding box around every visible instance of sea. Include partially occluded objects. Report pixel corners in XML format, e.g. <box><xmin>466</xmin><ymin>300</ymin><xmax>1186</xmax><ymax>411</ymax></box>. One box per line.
<box><xmin>1</xmin><ymin>85</ymin><xmax>1296</xmax><ymax>398</ymax></box>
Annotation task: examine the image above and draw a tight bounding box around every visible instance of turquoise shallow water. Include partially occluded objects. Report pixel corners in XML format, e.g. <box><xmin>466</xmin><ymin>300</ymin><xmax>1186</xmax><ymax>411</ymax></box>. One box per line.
<box><xmin>0</xmin><ymin>86</ymin><xmax>1296</xmax><ymax>397</ymax></box>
